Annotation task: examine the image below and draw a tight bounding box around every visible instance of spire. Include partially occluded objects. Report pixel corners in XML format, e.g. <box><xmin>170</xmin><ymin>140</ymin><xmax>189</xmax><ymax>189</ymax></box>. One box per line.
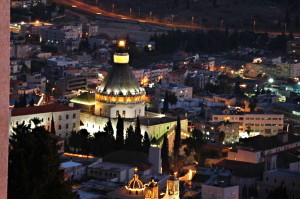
<box><xmin>50</xmin><ymin>114</ymin><xmax>56</xmax><ymax>135</ymax></box>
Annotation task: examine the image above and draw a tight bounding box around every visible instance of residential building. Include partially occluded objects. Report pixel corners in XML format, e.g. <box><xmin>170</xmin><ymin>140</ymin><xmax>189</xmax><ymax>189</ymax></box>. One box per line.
<box><xmin>197</xmin><ymin>121</ymin><xmax>239</xmax><ymax>144</ymax></box>
<box><xmin>211</xmin><ymin>109</ymin><xmax>284</xmax><ymax>136</ymax></box>
<box><xmin>83</xmin><ymin>23</ymin><xmax>99</xmax><ymax>37</ymax></box>
<box><xmin>157</xmin><ymin>81</ymin><xmax>193</xmax><ymax>101</ymax></box>
<box><xmin>287</xmin><ymin>39</ymin><xmax>300</xmax><ymax>55</ymax></box>
<box><xmin>168</xmin><ymin>69</ymin><xmax>189</xmax><ymax>85</ymax></box>
<box><xmin>56</xmin><ymin>76</ymin><xmax>87</xmax><ymax>95</ymax></box>
<box><xmin>61</xmin><ymin>161</ymin><xmax>86</xmax><ymax>181</ymax></box>
<box><xmin>26</xmin><ymin>73</ymin><xmax>47</xmax><ymax>93</ymax></box>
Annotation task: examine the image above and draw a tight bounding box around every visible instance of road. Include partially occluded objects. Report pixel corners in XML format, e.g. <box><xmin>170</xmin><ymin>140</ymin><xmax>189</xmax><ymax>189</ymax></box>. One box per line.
<box><xmin>52</xmin><ymin>0</ymin><xmax>300</xmax><ymax>37</ymax></box>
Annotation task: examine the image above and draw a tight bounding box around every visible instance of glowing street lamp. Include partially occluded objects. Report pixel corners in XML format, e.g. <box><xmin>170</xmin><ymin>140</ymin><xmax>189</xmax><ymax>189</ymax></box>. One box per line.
<box><xmin>268</xmin><ymin>78</ymin><xmax>274</xmax><ymax>84</ymax></box>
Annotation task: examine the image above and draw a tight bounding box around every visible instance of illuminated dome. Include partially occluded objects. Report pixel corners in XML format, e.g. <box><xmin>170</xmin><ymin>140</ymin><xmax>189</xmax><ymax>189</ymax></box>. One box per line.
<box><xmin>96</xmin><ymin>58</ymin><xmax>145</xmax><ymax>96</ymax></box>
<box><xmin>125</xmin><ymin>174</ymin><xmax>145</xmax><ymax>195</ymax></box>
<box><xmin>95</xmin><ymin>40</ymin><xmax>146</xmax><ymax>118</ymax></box>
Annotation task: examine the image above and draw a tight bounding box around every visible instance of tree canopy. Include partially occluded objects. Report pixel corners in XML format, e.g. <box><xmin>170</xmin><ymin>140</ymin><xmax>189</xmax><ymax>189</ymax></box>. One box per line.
<box><xmin>8</xmin><ymin>123</ymin><xmax>75</xmax><ymax>199</ymax></box>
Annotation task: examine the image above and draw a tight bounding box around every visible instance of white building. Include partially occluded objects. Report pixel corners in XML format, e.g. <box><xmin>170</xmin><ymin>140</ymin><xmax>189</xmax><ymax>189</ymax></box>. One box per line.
<box><xmin>157</xmin><ymin>81</ymin><xmax>193</xmax><ymax>101</ymax></box>
<box><xmin>211</xmin><ymin>110</ymin><xmax>284</xmax><ymax>136</ymax></box>
<box><xmin>61</xmin><ymin>161</ymin><xmax>86</xmax><ymax>181</ymax></box>
<box><xmin>87</xmin><ymin>159</ymin><xmax>135</xmax><ymax>183</ymax></box>
<box><xmin>11</xmin><ymin>103</ymin><xmax>81</xmax><ymax>138</ymax></box>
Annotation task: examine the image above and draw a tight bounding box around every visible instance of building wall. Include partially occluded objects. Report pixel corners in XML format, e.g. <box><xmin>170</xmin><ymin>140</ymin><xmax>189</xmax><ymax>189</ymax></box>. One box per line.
<box><xmin>211</xmin><ymin>114</ymin><xmax>284</xmax><ymax>136</ymax></box>
<box><xmin>80</xmin><ymin>113</ymin><xmax>188</xmax><ymax>140</ymax></box>
<box><xmin>0</xmin><ymin>0</ymin><xmax>10</xmax><ymax>197</ymax></box>
<box><xmin>227</xmin><ymin>149</ymin><xmax>261</xmax><ymax>163</ymax></box>
<box><xmin>202</xmin><ymin>184</ymin><xmax>239</xmax><ymax>199</ymax></box>
<box><xmin>258</xmin><ymin>171</ymin><xmax>300</xmax><ymax>199</ymax></box>
<box><xmin>11</xmin><ymin>110</ymin><xmax>80</xmax><ymax>138</ymax></box>
<box><xmin>95</xmin><ymin>101</ymin><xmax>145</xmax><ymax>118</ymax></box>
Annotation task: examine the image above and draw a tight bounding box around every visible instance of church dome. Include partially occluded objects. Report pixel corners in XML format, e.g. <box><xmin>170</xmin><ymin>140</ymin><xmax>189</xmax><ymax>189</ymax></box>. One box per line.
<box><xmin>127</xmin><ymin>174</ymin><xmax>144</xmax><ymax>190</ymax></box>
<box><xmin>97</xmin><ymin>61</ymin><xmax>145</xmax><ymax>96</ymax></box>
<box><xmin>94</xmin><ymin>40</ymin><xmax>146</xmax><ymax>118</ymax></box>
<box><xmin>125</xmin><ymin>172</ymin><xmax>145</xmax><ymax>195</ymax></box>
<box><xmin>96</xmin><ymin>41</ymin><xmax>145</xmax><ymax>97</ymax></box>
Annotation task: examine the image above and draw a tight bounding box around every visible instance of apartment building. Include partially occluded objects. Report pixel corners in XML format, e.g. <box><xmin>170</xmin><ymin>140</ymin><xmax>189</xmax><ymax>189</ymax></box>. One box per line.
<box><xmin>211</xmin><ymin>110</ymin><xmax>284</xmax><ymax>136</ymax></box>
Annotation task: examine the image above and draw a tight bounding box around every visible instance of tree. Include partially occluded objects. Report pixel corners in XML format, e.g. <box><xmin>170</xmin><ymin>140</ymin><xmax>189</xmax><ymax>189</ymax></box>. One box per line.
<box><xmin>50</xmin><ymin>114</ymin><xmax>56</xmax><ymax>135</ymax></box>
<box><xmin>169</xmin><ymin>92</ymin><xmax>178</xmax><ymax>106</ymax></box>
<box><xmin>173</xmin><ymin>116</ymin><xmax>181</xmax><ymax>159</ymax></box>
<box><xmin>104</xmin><ymin>118</ymin><xmax>114</xmax><ymax>138</ymax></box>
<box><xmin>142</xmin><ymin>131</ymin><xmax>151</xmax><ymax>153</ymax></box>
<box><xmin>68</xmin><ymin>129</ymin><xmax>90</xmax><ymax>154</ymax></box>
<box><xmin>162</xmin><ymin>91</ymin><xmax>169</xmax><ymax>113</ymax></box>
<box><xmin>125</xmin><ymin>125</ymin><xmax>134</xmax><ymax>149</ymax></box>
<box><xmin>116</xmin><ymin>115</ymin><xmax>124</xmax><ymax>150</ymax></box>
<box><xmin>218</xmin><ymin>131</ymin><xmax>225</xmax><ymax>144</ymax></box>
<box><xmin>91</xmin><ymin>130</ymin><xmax>115</xmax><ymax>157</ymax></box>
<box><xmin>8</xmin><ymin>123</ymin><xmax>75</xmax><ymax>199</ymax></box>
<box><xmin>161</xmin><ymin>134</ymin><xmax>170</xmax><ymax>174</ymax></box>
<box><xmin>30</xmin><ymin>117</ymin><xmax>41</xmax><ymax>127</ymax></box>
<box><xmin>266</xmin><ymin>185</ymin><xmax>289</xmax><ymax>199</ymax></box>
<box><xmin>249</xmin><ymin>96</ymin><xmax>257</xmax><ymax>112</ymax></box>
<box><xmin>134</xmin><ymin>117</ymin><xmax>143</xmax><ymax>151</ymax></box>
<box><xmin>29</xmin><ymin>98</ymin><xmax>34</xmax><ymax>107</ymax></box>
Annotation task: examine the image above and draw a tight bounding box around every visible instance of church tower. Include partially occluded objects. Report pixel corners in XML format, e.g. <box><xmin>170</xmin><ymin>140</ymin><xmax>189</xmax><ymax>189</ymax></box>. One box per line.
<box><xmin>95</xmin><ymin>40</ymin><xmax>146</xmax><ymax>118</ymax></box>
<box><xmin>145</xmin><ymin>178</ymin><xmax>159</xmax><ymax>199</ymax></box>
<box><xmin>0</xmin><ymin>0</ymin><xmax>10</xmax><ymax>197</ymax></box>
<box><xmin>164</xmin><ymin>175</ymin><xmax>180</xmax><ymax>199</ymax></box>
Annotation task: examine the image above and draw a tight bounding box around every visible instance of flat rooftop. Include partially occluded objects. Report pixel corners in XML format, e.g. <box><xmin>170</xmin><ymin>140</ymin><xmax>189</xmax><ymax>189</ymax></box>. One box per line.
<box><xmin>266</xmin><ymin>170</ymin><xmax>300</xmax><ymax>179</ymax></box>
<box><xmin>89</xmin><ymin>161</ymin><xmax>132</xmax><ymax>172</ymax></box>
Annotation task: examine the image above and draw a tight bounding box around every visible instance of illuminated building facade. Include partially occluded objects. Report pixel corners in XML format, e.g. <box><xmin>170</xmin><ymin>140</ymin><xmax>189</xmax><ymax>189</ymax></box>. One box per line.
<box><xmin>95</xmin><ymin>41</ymin><xmax>146</xmax><ymax>118</ymax></box>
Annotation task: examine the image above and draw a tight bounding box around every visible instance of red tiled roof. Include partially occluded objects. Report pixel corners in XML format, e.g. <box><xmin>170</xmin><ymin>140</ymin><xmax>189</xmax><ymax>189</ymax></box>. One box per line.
<box><xmin>11</xmin><ymin>103</ymin><xmax>79</xmax><ymax>117</ymax></box>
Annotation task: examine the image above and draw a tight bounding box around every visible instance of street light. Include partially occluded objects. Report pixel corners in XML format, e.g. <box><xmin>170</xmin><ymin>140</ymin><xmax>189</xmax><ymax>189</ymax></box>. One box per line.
<box><xmin>253</xmin><ymin>20</ymin><xmax>256</xmax><ymax>32</ymax></box>
<box><xmin>171</xmin><ymin>14</ymin><xmax>174</xmax><ymax>24</ymax></box>
<box><xmin>112</xmin><ymin>3</ymin><xmax>114</xmax><ymax>13</ymax></box>
<box><xmin>268</xmin><ymin>78</ymin><xmax>274</xmax><ymax>84</ymax></box>
<box><xmin>192</xmin><ymin>16</ymin><xmax>195</xmax><ymax>26</ymax></box>
<box><xmin>149</xmin><ymin>11</ymin><xmax>152</xmax><ymax>20</ymax></box>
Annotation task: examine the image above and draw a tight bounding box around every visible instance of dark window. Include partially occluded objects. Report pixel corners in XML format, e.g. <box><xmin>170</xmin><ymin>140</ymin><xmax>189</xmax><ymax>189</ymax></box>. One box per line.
<box><xmin>66</xmin><ymin>114</ymin><xmax>69</xmax><ymax>120</ymax></box>
<box><xmin>73</xmin><ymin>113</ymin><xmax>76</xmax><ymax>118</ymax></box>
<box><xmin>58</xmin><ymin>125</ymin><xmax>61</xmax><ymax>130</ymax></box>
<box><xmin>66</xmin><ymin>124</ymin><xmax>69</xmax><ymax>129</ymax></box>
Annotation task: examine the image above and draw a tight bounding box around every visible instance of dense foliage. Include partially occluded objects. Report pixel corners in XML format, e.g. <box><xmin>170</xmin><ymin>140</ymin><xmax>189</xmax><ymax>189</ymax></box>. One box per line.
<box><xmin>8</xmin><ymin>122</ymin><xmax>75</xmax><ymax>199</ymax></box>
